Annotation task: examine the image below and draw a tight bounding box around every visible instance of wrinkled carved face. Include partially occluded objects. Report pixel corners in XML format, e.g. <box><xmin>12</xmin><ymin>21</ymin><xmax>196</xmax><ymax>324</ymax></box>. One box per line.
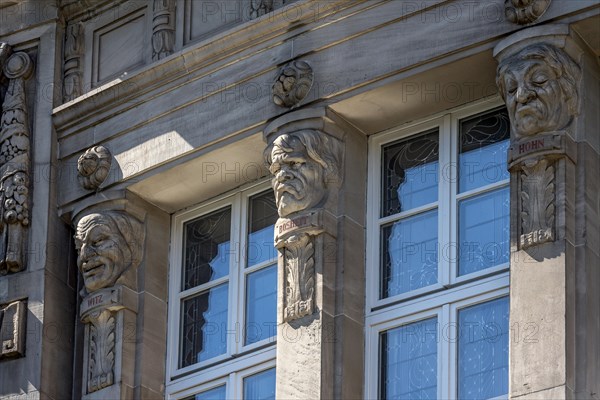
<box><xmin>269</xmin><ymin>136</ymin><xmax>326</xmax><ymax>217</ymax></box>
<box><xmin>501</xmin><ymin>59</ymin><xmax>571</xmax><ymax>137</ymax></box>
<box><xmin>75</xmin><ymin>214</ymin><xmax>129</xmax><ymax>293</ymax></box>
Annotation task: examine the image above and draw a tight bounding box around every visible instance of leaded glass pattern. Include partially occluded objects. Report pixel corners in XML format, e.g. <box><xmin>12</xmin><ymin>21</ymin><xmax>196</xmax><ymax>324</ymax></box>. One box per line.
<box><xmin>459</xmin><ymin>108</ymin><xmax>510</xmax><ymax>193</ymax></box>
<box><xmin>180</xmin><ymin>284</ymin><xmax>229</xmax><ymax>368</ymax></box>
<box><xmin>458</xmin><ymin>297</ymin><xmax>509</xmax><ymax>400</ymax></box>
<box><xmin>182</xmin><ymin>208</ymin><xmax>232</xmax><ymax>291</ymax></box>
<box><xmin>380</xmin><ymin>317</ymin><xmax>438</xmax><ymax>400</ymax></box>
<box><xmin>381</xmin><ymin>130</ymin><xmax>439</xmax><ymax>218</ymax></box>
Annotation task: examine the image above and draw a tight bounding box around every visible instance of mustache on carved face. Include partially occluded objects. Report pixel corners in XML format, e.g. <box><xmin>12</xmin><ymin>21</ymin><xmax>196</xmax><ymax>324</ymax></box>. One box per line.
<box><xmin>275</xmin><ymin>180</ymin><xmax>304</xmax><ymax>200</ymax></box>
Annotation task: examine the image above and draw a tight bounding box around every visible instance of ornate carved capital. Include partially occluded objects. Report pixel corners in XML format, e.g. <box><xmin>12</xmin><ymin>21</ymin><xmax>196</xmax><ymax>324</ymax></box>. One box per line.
<box><xmin>77</xmin><ymin>145</ymin><xmax>112</xmax><ymax>190</ymax></box>
<box><xmin>74</xmin><ymin>211</ymin><xmax>145</xmax><ymax>294</ymax></box>
<box><xmin>505</xmin><ymin>0</ymin><xmax>552</xmax><ymax>25</ymax></box>
<box><xmin>0</xmin><ymin>299</ymin><xmax>26</xmax><ymax>360</ymax></box>
<box><xmin>272</xmin><ymin>61</ymin><xmax>314</xmax><ymax>108</ymax></box>
<box><xmin>63</xmin><ymin>22</ymin><xmax>84</xmax><ymax>103</ymax></box>
<box><xmin>152</xmin><ymin>0</ymin><xmax>176</xmax><ymax>61</ymax></box>
<box><xmin>0</xmin><ymin>51</ymin><xmax>33</xmax><ymax>274</ymax></box>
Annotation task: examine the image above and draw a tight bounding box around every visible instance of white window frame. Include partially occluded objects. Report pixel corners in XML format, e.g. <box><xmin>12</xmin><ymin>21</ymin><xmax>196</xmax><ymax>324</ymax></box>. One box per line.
<box><xmin>166</xmin><ymin>180</ymin><xmax>277</xmax><ymax>397</ymax></box>
<box><xmin>365</xmin><ymin>97</ymin><xmax>510</xmax><ymax>400</ymax></box>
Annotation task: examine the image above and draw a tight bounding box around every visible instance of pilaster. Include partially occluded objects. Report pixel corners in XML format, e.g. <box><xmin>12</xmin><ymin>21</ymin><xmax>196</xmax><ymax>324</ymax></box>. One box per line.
<box><xmin>494</xmin><ymin>24</ymin><xmax>600</xmax><ymax>399</ymax></box>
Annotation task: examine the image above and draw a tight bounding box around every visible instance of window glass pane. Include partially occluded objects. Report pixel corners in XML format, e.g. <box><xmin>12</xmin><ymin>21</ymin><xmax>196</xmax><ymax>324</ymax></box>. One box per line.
<box><xmin>380</xmin><ymin>317</ymin><xmax>438</xmax><ymax>400</ymax></box>
<box><xmin>183</xmin><ymin>208</ymin><xmax>231</xmax><ymax>290</ymax></box>
<box><xmin>245</xmin><ymin>264</ymin><xmax>277</xmax><ymax>345</ymax></box>
<box><xmin>183</xmin><ymin>385</ymin><xmax>226</xmax><ymax>400</ymax></box>
<box><xmin>381</xmin><ymin>210</ymin><xmax>438</xmax><ymax>298</ymax></box>
<box><xmin>243</xmin><ymin>368</ymin><xmax>276</xmax><ymax>400</ymax></box>
<box><xmin>459</xmin><ymin>109</ymin><xmax>510</xmax><ymax>193</ymax></box>
<box><xmin>458</xmin><ymin>297</ymin><xmax>509</xmax><ymax>400</ymax></box>
<box><xmin>382</xmin><ymin>130</ymin><xmax>439</xmax><ymax>217</ymax></box>
<box><xmin>180</xmin><ymin>284</ymin><xmax>228</xmax><ymax>367</ymax></box>
<box><xmin>458</xmin><ymin>188</ymin><xmax>509</xmax><ymax>276</ymax></box>
<box><xmin>248</xmin><ymin>191</ymin><xmax>278</xmax><ymax>267</ymax></box>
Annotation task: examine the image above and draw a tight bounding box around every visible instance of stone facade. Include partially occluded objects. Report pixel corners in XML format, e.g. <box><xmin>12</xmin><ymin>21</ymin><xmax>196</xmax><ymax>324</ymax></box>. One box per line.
<box><xmin>0</xmin><ymin>1</ymin><xmax>598</xmax><ymax>399</ymax></box>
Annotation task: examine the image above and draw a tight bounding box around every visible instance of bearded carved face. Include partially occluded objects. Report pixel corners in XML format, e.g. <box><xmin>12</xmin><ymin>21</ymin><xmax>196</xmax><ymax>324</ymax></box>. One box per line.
<box><xmin>268</xmin><ymin>135</ymin><xmax>327</xmax><ymax>217</ymax></box>
<box><xmin>74</xmin><ymin>213</ymin><xmax>132</xmax><ymax>293</ymax></box>
<box><xmin>500</xmin><ymin>58</ymin><xmax>572</xmax><ymax>138</ymax></box>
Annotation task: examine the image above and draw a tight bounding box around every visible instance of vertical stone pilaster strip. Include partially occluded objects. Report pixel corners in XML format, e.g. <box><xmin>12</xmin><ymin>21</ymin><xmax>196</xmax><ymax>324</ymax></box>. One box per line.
<box><xmin>63</xmin><ymin>22</ymin><xmax>84</xmax><ymax>103</ymax></box>
<box><xmin>152</xmin><ymin>0</ymin><xmax>176</xmax><ymax>61</ymax></box>
<box><xmin>0</xmin><ymin>52</ymin><xmax>33</xmax><ymax>275</ymax></box>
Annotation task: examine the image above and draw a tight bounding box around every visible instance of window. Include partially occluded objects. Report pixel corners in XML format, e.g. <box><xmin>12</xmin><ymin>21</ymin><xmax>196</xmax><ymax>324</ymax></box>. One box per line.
<box><xmin>366</xmin><ymin>100</ymin><xmax>511</xmax><ymax>400</ymax></box>
<box><xmin>167</xmin><ymin>183</ymin><xmax>278</xmax><ymax>399</ymax></box>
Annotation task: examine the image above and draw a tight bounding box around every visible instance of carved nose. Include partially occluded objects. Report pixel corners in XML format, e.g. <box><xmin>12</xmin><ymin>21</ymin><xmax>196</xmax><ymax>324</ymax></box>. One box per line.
<box><xmin>79</xmin><ymin>244</ymin><xmax>95</xmax><ymax>260</ymax></box>
<box><xmin>516</xmin><ymin>86</ymin><xmax>535</xmax><ymax>103</ymax></box>
<box><xmin>276</xmin><ymin>168</ymin><xmax>293</xmax><ymax>183</ymax></box>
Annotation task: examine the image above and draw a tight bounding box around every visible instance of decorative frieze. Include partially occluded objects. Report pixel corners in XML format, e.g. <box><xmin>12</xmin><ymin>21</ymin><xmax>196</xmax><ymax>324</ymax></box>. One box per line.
<box><xmin>505</xmin><ymin>0</ymin><xmax>552</xmax><ymax>25</ymax></box>
<box><xmin>0</xmin><ymin>51</ymin><xmax>33</xmax><ymax>274</ymax></box>
<box><xmin>497</xmin><ymin>39</ymin><xmax>580</xmax><ymax>250</ymax></box>
<box><xmin>0</xmin><ymin>299</ymin><xmax>26</xmax><ymax>360</ymax></box>
<box><xmin>272</xmin><ymin>61</ymin><xmax>314</xmax><ymax>109</ymax></box>
<box><xmin>63</xmin><ymin>22</ymin><xmax>84</xmax><ymax>103</ymax></box>
<box><xmin>77</xmin><ymin>145</ymin><xmax>112</xmax><ymax>191</ymax></box>
<box><xmin>152</xmin><ymin>0</ymin><xmax>176</xmax><ymax>61</ymax></box>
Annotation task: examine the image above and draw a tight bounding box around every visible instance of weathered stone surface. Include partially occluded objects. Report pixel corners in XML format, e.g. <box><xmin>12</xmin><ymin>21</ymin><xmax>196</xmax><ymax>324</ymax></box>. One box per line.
<box><xmin>0</xmin><ymin>299</ymin><xmax>26</xmax><ymax>360</ymax></box>
<box><xmin>505</xmin><ymin>0</ymin><xmax>552</xmax><ymax>25</ymax></box>
<box><xmin>77</xmin><ymin>145</ymin><xmax>112</xmax><ymax>191</ymax></box>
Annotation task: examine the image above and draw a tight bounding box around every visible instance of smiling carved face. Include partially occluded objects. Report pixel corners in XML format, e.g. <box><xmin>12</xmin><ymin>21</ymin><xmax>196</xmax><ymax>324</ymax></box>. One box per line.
<box><xmin>269</xmin><ymin>135</ymin><xmax>326</xmax><ymax>217</ymax></box>
<box><xmin>501</xmin><ymin>59</ymin><xmax>571</xmax><ymax>137</ymax></box>
<box><xmin>75</xmin><ymin>214</ymin><xmax>129</xmax><ymax>293</ymax></box>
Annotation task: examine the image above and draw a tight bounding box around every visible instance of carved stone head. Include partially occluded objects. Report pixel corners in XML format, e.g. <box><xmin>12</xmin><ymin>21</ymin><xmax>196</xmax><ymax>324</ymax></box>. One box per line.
<box><xmin>264</xmin><ymin>130</ymin><xmax>341</xmax><ymax>217</ymax></box>
<box><xmin>77</xmin><ymin>146</ymin><xmax>112</xmax><ymax>190</ymax></box>
<box><xmin>496</xmin><ymin>43</ymin><xmax>580</xmax><ymax>138</ymax></box>
<box><xmin>74</xmin><ymin>211</ymin><xmax>144</xmax><ymax>293</ymax></box>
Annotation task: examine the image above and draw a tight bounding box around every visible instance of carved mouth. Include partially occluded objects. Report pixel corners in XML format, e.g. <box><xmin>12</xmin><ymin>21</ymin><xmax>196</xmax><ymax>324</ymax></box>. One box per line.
<box><xmin>82</xmin><ymin>261</ymin><xmax>105</xmax><ymax>275</ymax></box>
<box><xmin>276</xmin><ymin>183</ymin><xmax>302</xmax><ymax>199</ymax></box>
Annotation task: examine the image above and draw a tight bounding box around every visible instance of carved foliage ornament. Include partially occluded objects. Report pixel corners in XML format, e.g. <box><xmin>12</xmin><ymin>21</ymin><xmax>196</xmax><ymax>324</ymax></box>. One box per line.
<box><xmin>519</xmin><ymin>159</ymin><xmax>555</xmax><ymax>248</ymax></box>
<box><xmin>152</xmin><ymin>0</ymin><xmax>176</xmax><ymax>61</ymax></box>
<box><xmin>505</xmin><ymin>0</ymin><xmax>552</xmax><ymax>25</ymax></box>
<box><xmin>77</xmin><ymin>145</ymin><xmax>112</xmax><ymax>190</ymax></box>
<box><xmin>74</xmin><ymin>211</ymin><xmax>145</xmax><ymax>294</ymax></box>
<box><xmin>0</xmin><ymin>50</ymin><xmax>33</xmax><ymax>275</ymax></box>
<box><xmin>272</xmin><ymin>61</ymin><xmax>314</xmax><ymax>108</ymax></box>
<box><xmin>85</xmin><ymin>310</ymin><xmax>115</xmax><ymax>392</ymax></box>
<box><xmin>250</xmin><ymin>0</ymin><xmax>274</xmax><ymax>19</ymax></box>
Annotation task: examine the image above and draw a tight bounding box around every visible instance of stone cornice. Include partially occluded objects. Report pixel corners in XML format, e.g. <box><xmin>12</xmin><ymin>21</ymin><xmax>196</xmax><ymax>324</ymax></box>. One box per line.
<box><xmin>52</xmin><ymin>0</ymin><xmax>363</xmax><ymax>136</ymax></box>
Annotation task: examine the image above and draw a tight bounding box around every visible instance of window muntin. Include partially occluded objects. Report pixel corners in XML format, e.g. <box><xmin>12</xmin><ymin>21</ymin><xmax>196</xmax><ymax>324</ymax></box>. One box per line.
<box><xmin>183</xmin><ymin>384</ymin><xmax>226</xmax><ymax>400</ymax></box>
<box><xmin>366</xmin><ymin>100</ymin><xmax>510</xmax><ymax>400</ymax></box>
<box><xmin>168</xmin><ymin>183</ymin><xmax>278</xmax><ymax>398</ymax></box>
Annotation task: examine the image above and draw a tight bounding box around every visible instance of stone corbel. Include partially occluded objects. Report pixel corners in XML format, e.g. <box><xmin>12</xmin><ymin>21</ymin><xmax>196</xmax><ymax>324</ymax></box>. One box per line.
<box><xmin>264</xmin><ymin>108</ymin><xmax>344</xmax><ymax>323</ymax></box>
<box><xmin>0</xmin><ymin>50</ymin><xmax>34</xmax><ymax>275</ymax></box>
<box><xmin>495</xmin><ymin>25</ymin><xmax>581</xmax><ymax>250</ymax></box>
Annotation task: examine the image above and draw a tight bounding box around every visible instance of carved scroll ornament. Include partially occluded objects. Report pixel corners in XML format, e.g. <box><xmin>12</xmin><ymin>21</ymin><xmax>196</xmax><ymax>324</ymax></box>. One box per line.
<box><xmin>0</xmin><ymin>51</ymin><xmax>33</xmax><ymax>275</ymax></box>
<box><xmin>505</xmin><ymin>0</ymin><xmax>552</xmax><ymax>25</ymax></box>
<box><xmin>77</xmin><ymin>145</ymin><xmax>112</xmax><ymax>190</ymax></box>
<box><xmin>272</xmin><ymin>61</ymin><xmax>314</xmax><ymax>108</ymax></box>
<box><xmin>152</xmin><ymin>0</ymin><xmax>176</xmax><ymax>61</ymax></box>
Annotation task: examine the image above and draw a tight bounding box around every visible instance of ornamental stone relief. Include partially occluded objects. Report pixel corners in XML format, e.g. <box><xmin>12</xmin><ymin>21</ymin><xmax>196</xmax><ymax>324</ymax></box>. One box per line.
<box><xmin>77</xmin><ymin>145</ymin><xmax>112</xmax><ymax>190</ymax></box>
<box><xmin>497</xmin><ymin>42</ymin><xmax>580</xmax><ymax>249</ymax></box>
<box><xmin>63</xmin><ymin>22</ymin><xmax>84</xmax><ymax>103</ymax></box>
<box><xmin>0</xmin><ymin>299</ymin><xmax>26</xmax><ymax>360</ymax></box>
<box><xmin>265</xmin><ymin>127</ymin><xmax>342</xmax><ymax>322</ymax></box>
<box><xmin>250</xmin><ymin>0</ymin><xmax>274</xmax><ymax>19</ymax></box>
<box><xmin>272</xmin><ymin>61</ymin><xmax>314</xmax><ymax>108</ymax></box>
<box><xmin>0</xmin><ymin>49</ymin><xmax>33</xmax><ymax>274</ymax></box>
<box><xmin>505</xmin><ymin>0</ymin><xmax>552</xmax><ymax>25</ymax></box>
<box><xmin>152</xmin><ymin>0</ymin><xmax>176</xmax><ymax>61</ymax></box>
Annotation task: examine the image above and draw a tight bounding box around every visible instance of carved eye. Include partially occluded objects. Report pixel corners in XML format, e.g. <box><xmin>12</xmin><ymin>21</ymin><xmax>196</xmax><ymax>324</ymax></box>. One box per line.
<box><xmin>532</xmin><ymin>74</ymin><xmax>549</xmax><ymax>85</ymax></box>
<box><xmin>292</xmin><ymin>161</ymin><xmax>304</xmax><ymax>169</ymax></box>
<box><xmin>506</xmin><ymin>80</ymin><xmax>518</xmax><ymax>95</ymax></box>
